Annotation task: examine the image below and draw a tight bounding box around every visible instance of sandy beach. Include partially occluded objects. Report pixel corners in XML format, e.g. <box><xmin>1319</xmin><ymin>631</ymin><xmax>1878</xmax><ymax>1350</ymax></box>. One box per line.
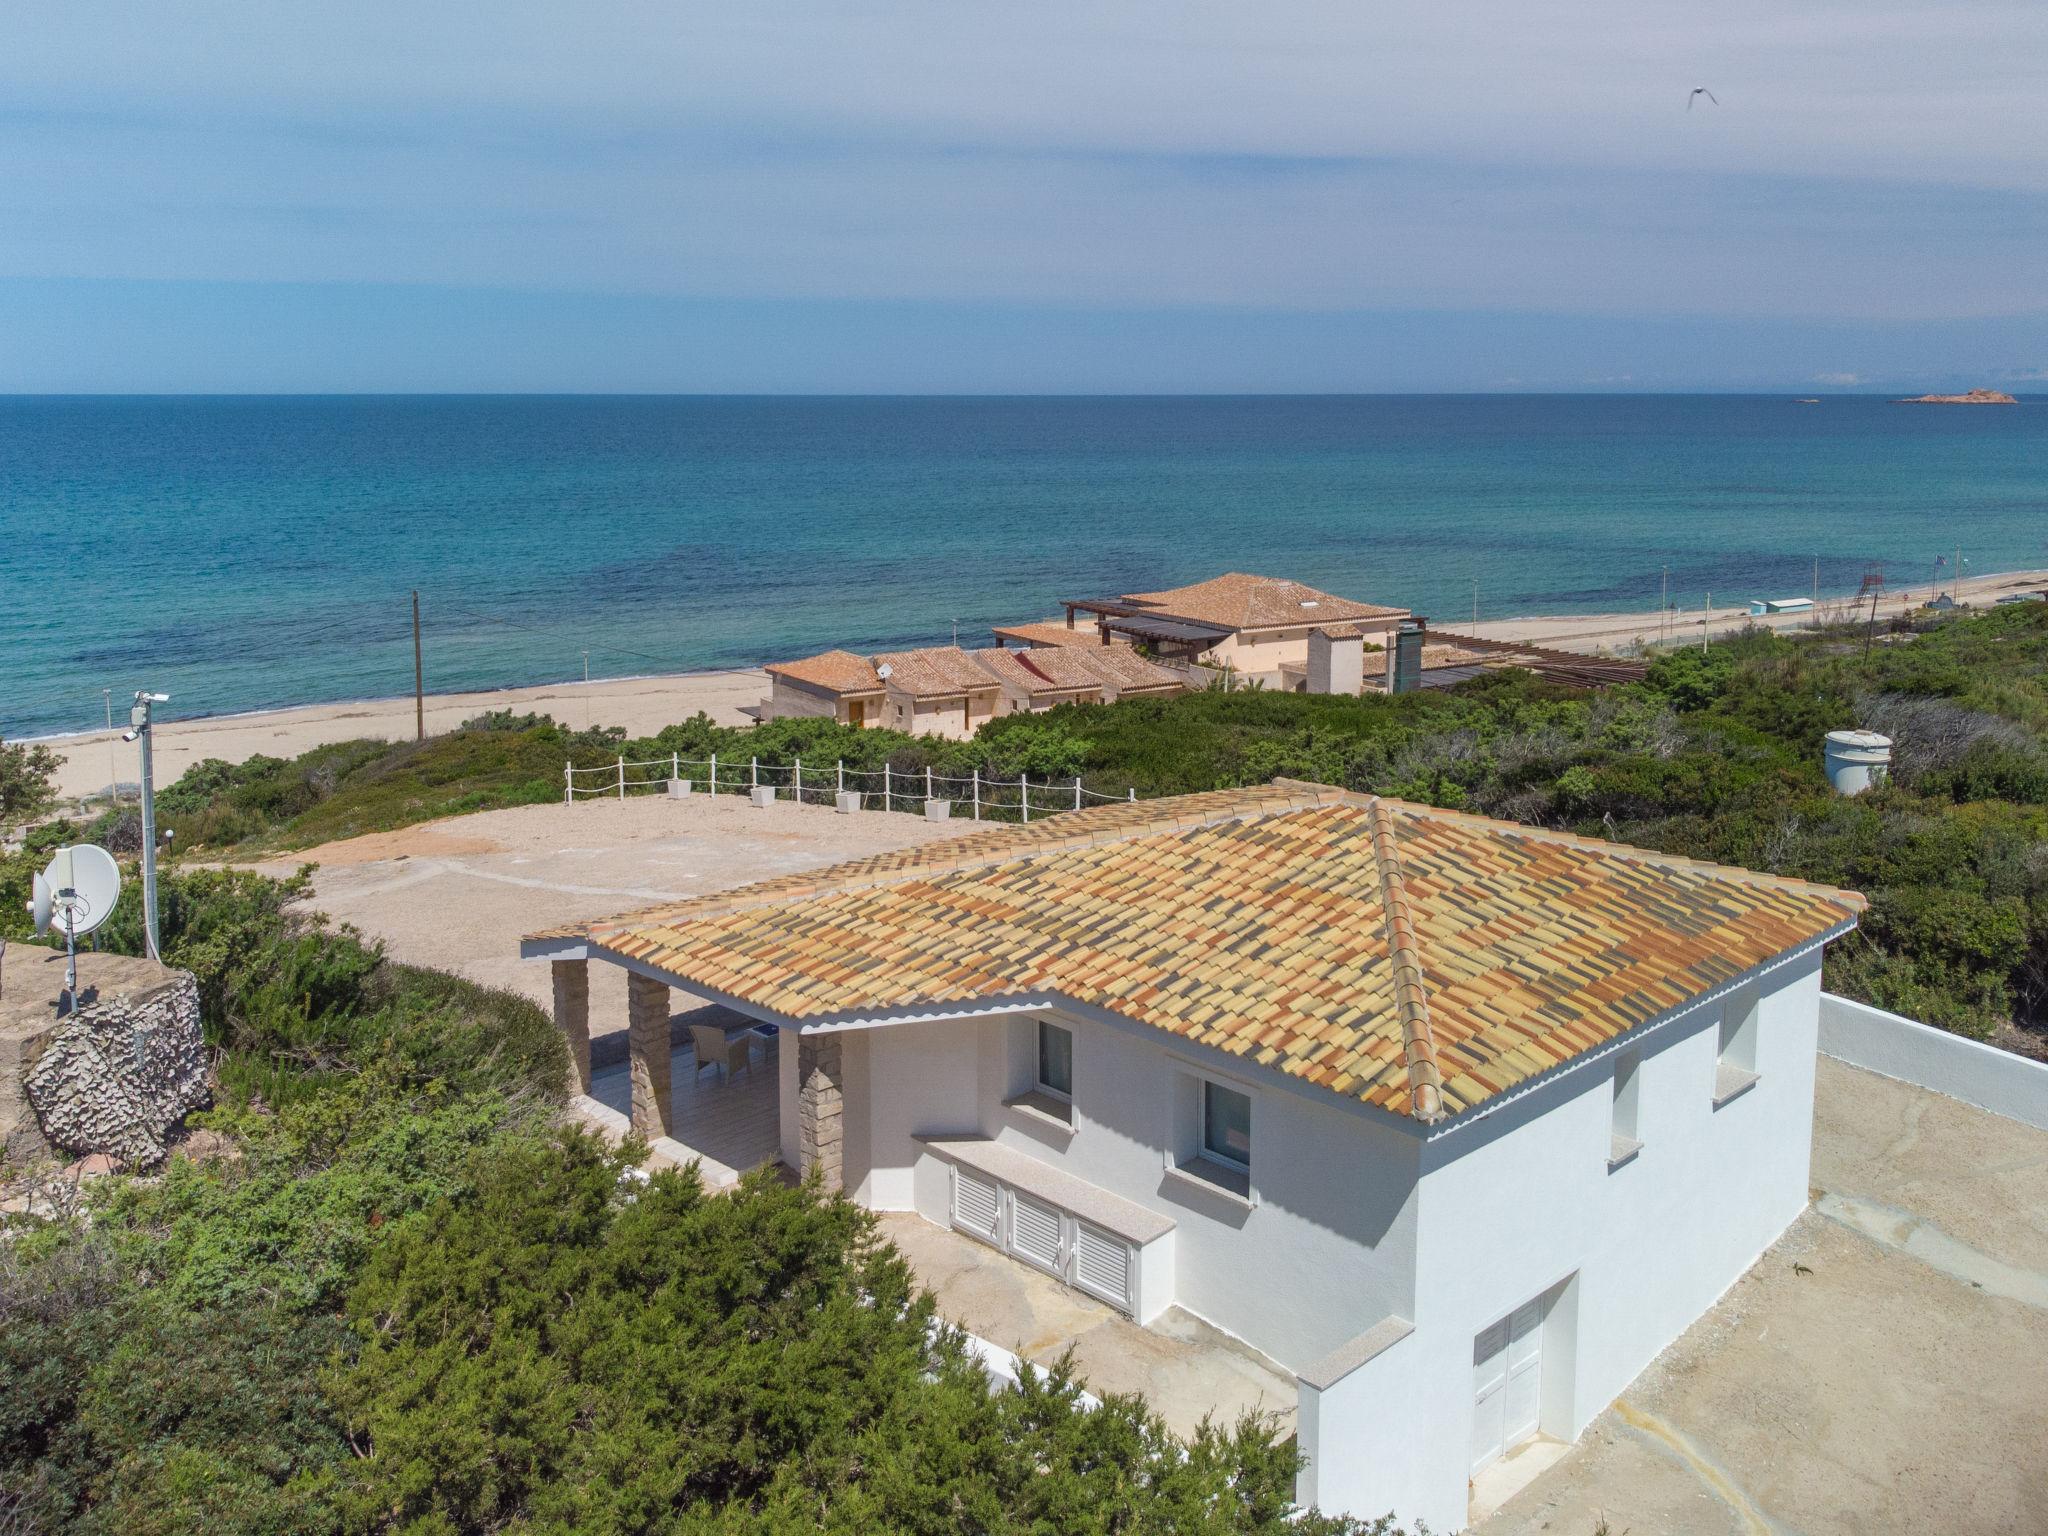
<box><xmin>34</xmin><ymin>565</ymin><xmax>2048</xmax><ymax>806</ymax></box>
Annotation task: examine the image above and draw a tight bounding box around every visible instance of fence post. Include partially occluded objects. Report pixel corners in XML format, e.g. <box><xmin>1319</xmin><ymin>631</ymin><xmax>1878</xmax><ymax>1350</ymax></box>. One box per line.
<box><xmin>884</xmin><ymin>762</ymin><xmax>892</xmax><ymax>813</ymax></box>
<box><xmin>672</xmin><ymin>751</ymin><xmax>679</xmax><ymax>781</ymax></box>
<box><xmin>795</xmin><ymin>757</ymin><xmax>803</xmax><ymax>802</ymax></box>
<box><xmin>972</xmin><ymin>767</ymin><xmax>980</xmax><ymax>820</ymax></box>
<box><xmin>1128</xmin><ymin>787</ymin><xmax>1136</xmax><ymax>802</ymax></box>
<box><xmin>1021</xmin><ymin>772</ymin><xmax>1030</xmax><ymax>824</ymax></box>
<box><xmin>837</xmin><ymin>760</ymin><xmax>844</xmax><ymax>793</ymax></box>
<box><xmin>617</xmin><ymin>756</ymin><xmax>626</xmax><ymax>801</ymax></box>
<box><xmin>564</xmin><ymin>761</ymin><xmax>572</xmax><ymax>804</ymax></box>
<box><xmin>1073</xmin><ymin>775</ymin><xmax>1081</xmax><ymax>811</ymax></box>
<box><xmin>710</xmin><ymin>754</ymin><xmax>717</xmax><ymax>795</ymax></box>
<box><xmin>751</xmin><ymin>756</ymin><xmax>758</xmax><ymax>788</ymax></box>
<box><xmin>925</xmin><ymin>766</ymin><xmax>933</xmax><ymax>803</ymax></box>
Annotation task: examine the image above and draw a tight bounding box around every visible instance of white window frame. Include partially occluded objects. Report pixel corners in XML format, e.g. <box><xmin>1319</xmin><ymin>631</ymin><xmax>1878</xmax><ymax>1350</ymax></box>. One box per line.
<box><xmin>1036</xmin><ymin>1019</ymin><xmax>1074</xmax><ymax>1104</ymax></box>
<box><xmin>1198</xmin><ymin>1077</ymin><xmax>1252</xmax><ymax>1174</ymax></box>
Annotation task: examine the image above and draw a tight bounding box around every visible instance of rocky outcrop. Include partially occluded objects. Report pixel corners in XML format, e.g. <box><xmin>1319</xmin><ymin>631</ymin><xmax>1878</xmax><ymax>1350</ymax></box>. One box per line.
<box><xmin>23</xmin><ymin>970</ymin><xmax>209</xmax><ymax>1169</ymax></box>
<box><xmin>1896</xmin><ymin>389</ymin><xmax>2019</xmax><ymax>405</ymax></box>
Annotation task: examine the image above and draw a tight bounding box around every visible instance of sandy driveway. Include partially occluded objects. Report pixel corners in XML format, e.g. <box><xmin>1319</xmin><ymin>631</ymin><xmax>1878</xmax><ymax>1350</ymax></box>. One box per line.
<box><xmin>1477</xmin><ymin>1058</ymin><xmax>2048</xmax><ymax>1536</ymax></box>
<box><xmin>251</xmin><ymin>793</ymin><xmax>964</xmax><ymax>1040</ymax></box>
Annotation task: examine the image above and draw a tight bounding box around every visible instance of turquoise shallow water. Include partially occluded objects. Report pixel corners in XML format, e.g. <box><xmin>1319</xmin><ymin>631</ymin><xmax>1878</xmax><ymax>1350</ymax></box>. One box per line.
<box><xmin>3</xmin><ymin>394</ymin><xmax>2044</xmax><ymax>739</ymax></box>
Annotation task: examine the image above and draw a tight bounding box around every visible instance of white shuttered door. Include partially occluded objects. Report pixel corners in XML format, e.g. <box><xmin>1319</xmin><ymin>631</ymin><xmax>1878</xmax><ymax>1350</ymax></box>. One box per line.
<box><xmin>1008</xmin><ymin>1191</ymin><xmax>1065</xmax><ymax>1276</ymax></box>
<box><xmin>1070</xmin><ymin>1221</ymin><xmax>1133</xmax><ymax>1312</ymax></box>
<box><xmin>951</xmin><ymin>1166</ymin><xmax>1001</xmax><ymax>1244</ymax></box>
<box><xmin>1471</xmin><ymin>1300</ymin><xmax>1544</xmax><ymax>1474</ymax></box>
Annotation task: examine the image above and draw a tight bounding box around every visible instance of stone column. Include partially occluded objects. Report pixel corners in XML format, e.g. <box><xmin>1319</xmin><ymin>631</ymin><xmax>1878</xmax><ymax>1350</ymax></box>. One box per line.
<box><xmin>627</xmin><ymin>971</ymin><xmax>673</xmax><ymax>1140</ymax></box>
<box><xmin>796</xmin><ymin>1032</ymin><xmax>844</xmax><ymax>1192</ymax></box>
<box><xmin>550</xmin><ymin>958</ymin><xmax>592</xmax><ymax>1095</ymax></box>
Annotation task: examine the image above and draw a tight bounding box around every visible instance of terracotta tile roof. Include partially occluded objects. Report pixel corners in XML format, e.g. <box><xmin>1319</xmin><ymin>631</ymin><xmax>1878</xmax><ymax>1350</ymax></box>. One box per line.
<box><xmin>539</xmin><ymin>783</ymin><xmax>1863</xmax><ymax>1123</ymax></box>
<box><xmin>975</xmin><ymin>645</ymin><xmax>1180</xmax><ymax>698</ymax></box>
<box><xmin>765</xmin><ymin>649</ymin><xmax>883</xmax><ymax>696</ymax></box>
<box><xmin>1316</xmin><ymin>621</ymin><xmax>1365</xmax><ymax>640</ymax></box>
<box><xmin>991</xmin><ymin>621</ymin><xmax>1104</xmax><ymax>648</ymax></box>
<box><xmin>1068</xmin><ymin>645</ymin><xmax>1181</xmax><ymax>693</ymax></box>
<box><xmin>873</xmin><ymin>646</ymin><xmax>1002</xmax><ymax>699</ymax></box>
<box><xmin>1118</xmin><ymin>573</ymin><xmax>1407</xmax><ymax>633</ymax></box>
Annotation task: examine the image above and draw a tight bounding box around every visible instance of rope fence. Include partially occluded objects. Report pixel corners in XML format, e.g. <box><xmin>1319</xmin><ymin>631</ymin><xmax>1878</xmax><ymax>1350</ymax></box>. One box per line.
<box><xmin>562</xmin><ymin>753</ymin><xmax>1139</xmax><ymax>823</ymax></box>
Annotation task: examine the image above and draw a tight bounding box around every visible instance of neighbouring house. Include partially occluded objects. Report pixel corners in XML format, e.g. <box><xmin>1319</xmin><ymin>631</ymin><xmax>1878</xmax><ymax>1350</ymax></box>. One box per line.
<box><xmin>974</xmin><ymin>643</ymin><xmax>1182</xmax><ymax>715</ymax></box>
<box><xmin>872</xmin><ymin>646</ymin><xmax>1004</xmax><ymax>738</ymax></box>
<box><xmin>524</xmin><ymin>780</ymin><xmax>1863</xmax><ymax>1531</ymax></box>
<box><xmin>758</xmin><ymin>641</ymin><xmax>1181</xmax><ymax>738</ymax></box>
<box><xmin>1058</xmin><ymin>573</ymin><xmax>1409</xmax><ymax>686</ymax></box>
<box><xmin>761</xmin><ymin>649</ymin><xmax>886</xmax><ymax>727</ymax></box>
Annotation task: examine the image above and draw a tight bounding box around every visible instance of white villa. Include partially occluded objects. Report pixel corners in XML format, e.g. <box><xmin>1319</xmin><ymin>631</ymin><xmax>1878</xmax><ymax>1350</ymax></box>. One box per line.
<box><xmin>523</xmin><ymin>781</ymin><xmax>1863</xmax><ymax>1531</ymax></box>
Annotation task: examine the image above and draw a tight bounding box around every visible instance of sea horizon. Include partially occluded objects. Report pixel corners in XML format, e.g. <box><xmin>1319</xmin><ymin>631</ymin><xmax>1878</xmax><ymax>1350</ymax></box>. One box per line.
<box><xmin>6</xmin><ymin>392</ymin><xmax>2045</xmax><ymax>741</ymax></box>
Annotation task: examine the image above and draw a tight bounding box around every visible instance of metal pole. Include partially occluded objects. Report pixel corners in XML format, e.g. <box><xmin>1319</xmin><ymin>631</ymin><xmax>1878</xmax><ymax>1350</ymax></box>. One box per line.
<box><xmin>795</xmin><ymin>757</ymin><xmax>803</xmax><ymax>801</ymax></box>
<box><xmin>925</xmin><ymin>766</ymin><xmax>933</xmax><ymax>803</ymax></box>
<box><xmin>1073</xmin><ymin>775</ymin><xmax>1081</xmax><ymax>811</ymax></box>
<box><xmin>672</xmin><ymin>752</ymin><xmax>679</xmax><ymax>781</ymax></box>
<box><xmin>129</xmin><ymin>692</ymin><xmax>166</xmax><ymax>962</ymax></box>
<box><xmin>751</xmin><ymin>756</ymin><xmax>758</xmax><ymax>788</ymax></box>
<box><xmin>1128</xmin><ymin>787</ymin><xmax>1136</xmax><ymax>802</ymax></box>
<box><xmin>1702</xmin><ymin>592</ymin><xmax>1711</xmax><ymax>653</ymax></box>
<box><xmin>837</xmin><ymin>760</ymin><xmax>844</xmax><ymax>793</ymax></box>
<box><xmin>972</xmin><ymin>767</ymin><xmax>980</xmax><ymax>820</ymax></box>
<box><xmin>564</xmin><ymin>761</ymin><xmax>572</xmax><ymax>803</ymax></box>
<box><xmin>617</xmin><ymin>757</ymin><xmax>625</xmax><ymax>800</ymax></box>
<box><xmin>710</xmin><ymin>753</ymin><xmax>717</xmax><ymax>795</ymax></box>
<box><xmin>1021</xmin><ymin>773</ymin><xmax>1030</xmax><ymax>824</ymax></box>
<box><xmin>412</xmin><ymin>590</ymin><xmax>424</xmax><ymax>742</ymax></box>
<box><xmin>883</xmin><ymin>762</ymin><xmax>891</xmax><ymax>812</ymax></box>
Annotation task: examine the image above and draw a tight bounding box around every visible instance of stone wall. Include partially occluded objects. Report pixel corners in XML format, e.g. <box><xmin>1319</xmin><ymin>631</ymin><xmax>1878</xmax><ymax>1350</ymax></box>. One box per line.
<box><xmin>23</xmin><ymin>969</ymin><xmax>209</xmax><ymax>1169</ymax></box>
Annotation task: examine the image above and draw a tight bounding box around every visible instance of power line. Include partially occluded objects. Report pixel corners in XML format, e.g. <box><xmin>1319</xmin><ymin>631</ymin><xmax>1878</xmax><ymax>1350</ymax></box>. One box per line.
<box><xmin>432</xmin><ymin>602</ymin><xmax>692</xmax><ymax>675</ymax></box>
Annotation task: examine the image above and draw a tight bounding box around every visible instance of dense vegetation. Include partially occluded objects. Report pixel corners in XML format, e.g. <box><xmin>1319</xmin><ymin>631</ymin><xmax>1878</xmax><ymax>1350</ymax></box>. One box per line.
<box><xmin>0</xmin><ymin>836</ymin><xmax>1369</xmax><ymax>1533</ymax></box>
<box><xmin>112</xmin><ymin>604</ymin><xmax>2048</xmax><ymax>1044</ymax></box>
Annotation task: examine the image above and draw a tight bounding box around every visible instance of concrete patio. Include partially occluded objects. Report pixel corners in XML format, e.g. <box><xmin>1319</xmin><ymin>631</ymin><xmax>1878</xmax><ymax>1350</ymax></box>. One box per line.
<box><xmin>879</xmin><ymin>1210</ymin><xmax>1298</xmax><ymax>1441</ymax></box>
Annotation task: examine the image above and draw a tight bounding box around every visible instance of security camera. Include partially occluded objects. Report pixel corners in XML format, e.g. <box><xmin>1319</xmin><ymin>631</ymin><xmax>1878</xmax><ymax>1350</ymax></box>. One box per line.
<box><xmin>121</xmin><ymin>729</ymin><xmax>139</xmax><ymax>743</ymax></box>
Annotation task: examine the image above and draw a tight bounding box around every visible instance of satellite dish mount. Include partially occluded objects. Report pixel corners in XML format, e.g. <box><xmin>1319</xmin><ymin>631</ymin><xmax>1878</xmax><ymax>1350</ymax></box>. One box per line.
<box><xmin>28</xmin><ymin>845</ymin><xmax>123</xmax><ymax>1014</ymax></box>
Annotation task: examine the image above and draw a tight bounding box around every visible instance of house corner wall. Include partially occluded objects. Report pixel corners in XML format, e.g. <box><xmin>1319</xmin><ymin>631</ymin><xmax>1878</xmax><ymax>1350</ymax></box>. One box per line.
<box><xmin>1311</xmin><ymin>951</ymin><xmax>1825</xmax><ymax>1533</ymax></box>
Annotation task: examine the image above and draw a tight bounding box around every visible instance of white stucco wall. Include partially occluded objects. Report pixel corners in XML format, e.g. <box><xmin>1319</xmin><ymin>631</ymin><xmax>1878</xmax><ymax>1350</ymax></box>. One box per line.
<box><xmin>1819</xmin><ymin>991</ymin><xmax>2048</xmax><ymax>1130</ymax></box>
<box><xmin>841</xmin><ymin>1005</ymin><xmax>1421</xmax><ymax>1374</ymax></box>
<box><xmin>1305</xmin><ymin>950</ymin><xmax>1825</xmax><ymax>1533</ymax></box>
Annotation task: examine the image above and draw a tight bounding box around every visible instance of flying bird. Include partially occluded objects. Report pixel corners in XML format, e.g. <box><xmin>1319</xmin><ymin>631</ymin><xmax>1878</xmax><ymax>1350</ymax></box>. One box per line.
<box><xmin>1688</xmin><ymin>88</ymin><xmax>1719</xmax><ymax>110</ymax></box>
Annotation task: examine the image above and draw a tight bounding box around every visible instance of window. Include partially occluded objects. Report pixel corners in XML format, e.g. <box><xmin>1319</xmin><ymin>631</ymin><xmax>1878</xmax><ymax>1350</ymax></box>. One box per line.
<box><xmin>1713</xmin><ymin>989</ymin><xmax>1760</xmax><ymax>1107</ymax></box>
<box><xmin>1037</xmin><ymin>1020</ymin><xmax>1073</xmax><ymax>1101</ymax></box>
<box><xmin>1608</xmin><ymin>1050</ymin><xmax>1641</xmax><ymax>1169</ymax></box>
<box><xmin>1201</xmin><ymin>1080</ymin><xmax>1252</xmax><ymax>1171</ymax></box>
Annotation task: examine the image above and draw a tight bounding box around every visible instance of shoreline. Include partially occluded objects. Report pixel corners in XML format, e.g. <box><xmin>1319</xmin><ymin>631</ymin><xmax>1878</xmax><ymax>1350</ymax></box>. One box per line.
<box><xmin>33</xmin><ymin>564</ymin><xmax>2048</xmax><ymax>804</ymax></box>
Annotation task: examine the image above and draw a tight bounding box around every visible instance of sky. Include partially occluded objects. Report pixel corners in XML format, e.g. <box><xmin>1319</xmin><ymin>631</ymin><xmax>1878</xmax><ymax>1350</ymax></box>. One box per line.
<box><xmin>1</xmin><ymin>1</ymin><xmax>2043</xmax><ymax>393</ymax></box>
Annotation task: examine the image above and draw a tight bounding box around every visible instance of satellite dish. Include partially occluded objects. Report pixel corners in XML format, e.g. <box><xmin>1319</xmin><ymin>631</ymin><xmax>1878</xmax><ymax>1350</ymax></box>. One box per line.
<box><xmin>877</xmin><ymin>663</ymin><xmax>894</xmax><ymax>680</ymax></box>
<box><xmin>39</xmin><ymin>845</ymin><xmax>122</xmax><ymax>938</ymax></box>
<box><xmin>29</xmin><ymin>873</ymin><xmax>52</xmax><ymax>935</ymax></box>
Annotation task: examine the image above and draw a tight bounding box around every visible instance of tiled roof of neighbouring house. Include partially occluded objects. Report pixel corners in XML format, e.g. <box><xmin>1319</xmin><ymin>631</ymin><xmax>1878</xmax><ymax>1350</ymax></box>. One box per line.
<box><xmin>528</xmin><ymin>783</ymin><xmax>1863</xmax><ymax>1123</ymax></box>
<box><xmin>974</xmin><ymin>644</ymin><xmax>1180</xmax><ymax>698</ymax></box>
<box><xmin>991</xmin><ymin>621</ymin><xmax>1105</xmax><ymax>648</ymax></box>
<box><xmin>765</xmin><ymin>649</ymin><xmax>884</xmax><ymax>695</ymax></box>
<box><xmin>872</xmin><ymin>646</ymin><xmax>1002</xmax><ymax>699</ymax></box>
<box><xmin>1116</xmin><ymin>573</ymin><xmax>1407</xmax><ymax>632</ymax></box>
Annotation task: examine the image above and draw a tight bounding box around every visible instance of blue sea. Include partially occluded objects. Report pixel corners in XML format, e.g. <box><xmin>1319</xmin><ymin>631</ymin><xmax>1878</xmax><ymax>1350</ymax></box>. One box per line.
<box><xmin>4</xmin><ymin>394</ymin><xmax>2045</xmax><ymax>740</ymax></box>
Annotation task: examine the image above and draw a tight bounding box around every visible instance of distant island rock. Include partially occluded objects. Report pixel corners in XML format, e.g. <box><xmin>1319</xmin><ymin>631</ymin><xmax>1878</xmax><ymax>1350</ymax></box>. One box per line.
<box><xmin>1896</xmin><ymin>388</ymin><xmax>2019</xmax><ymax>405</ymax></box>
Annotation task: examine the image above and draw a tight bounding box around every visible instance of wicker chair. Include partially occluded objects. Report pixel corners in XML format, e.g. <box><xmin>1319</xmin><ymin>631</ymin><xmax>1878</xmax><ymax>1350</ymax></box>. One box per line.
<box><xmin>689</xmin><ymin>1022</ymin><xmax>753</xmax><ymax>1082</ymax></box>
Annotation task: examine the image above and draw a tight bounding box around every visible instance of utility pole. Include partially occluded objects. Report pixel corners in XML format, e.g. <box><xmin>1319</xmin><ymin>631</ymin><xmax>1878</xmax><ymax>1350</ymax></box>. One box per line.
<box><xmin>125</xmin><ymin>691</ymin><xmax>169</xmax><ymax>962</ymax></box>
<box><xmin>412</xmin><ymin>591</ymin><xmax>425</xmax><ymax>742</ymax></box>
<box><xmin>1661</xmin><ymin>566</ymin><xmax>1669</xmax><ymax>645</ymax></box>
<box><xmin>1702</xmin><ymin>592</ymin><xmax>1711</xmax><ymax>653</ymax></box>
<box><xmin>1472</xmin><ymin>577</ymin><xmax>1479</xmax><ymax>630</ymax></box>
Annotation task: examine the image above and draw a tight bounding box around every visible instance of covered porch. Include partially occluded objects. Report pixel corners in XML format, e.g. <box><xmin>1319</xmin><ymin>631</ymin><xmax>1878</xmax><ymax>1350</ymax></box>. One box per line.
<box><xmin>547</xmin><ymin>955</ymin><xmax>801</xmax><ymax>1186</ymax></box>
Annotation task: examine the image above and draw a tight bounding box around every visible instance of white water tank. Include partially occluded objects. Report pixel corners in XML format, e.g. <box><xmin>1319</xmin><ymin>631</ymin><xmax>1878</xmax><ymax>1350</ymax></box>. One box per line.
<box><xmin>1824</xmin><ymin>730</ymin><xmax>1892</xmax><ymax>795</ymax></box>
